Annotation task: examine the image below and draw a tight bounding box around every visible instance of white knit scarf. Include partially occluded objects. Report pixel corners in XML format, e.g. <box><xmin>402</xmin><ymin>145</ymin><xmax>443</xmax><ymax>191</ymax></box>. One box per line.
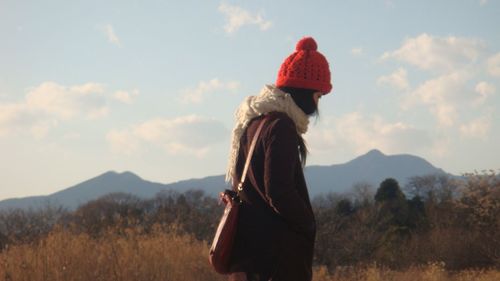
<box><xmin>226</xmin><ymin>84</ymin><xmax>309</xmax><ymax>182</ymax></box>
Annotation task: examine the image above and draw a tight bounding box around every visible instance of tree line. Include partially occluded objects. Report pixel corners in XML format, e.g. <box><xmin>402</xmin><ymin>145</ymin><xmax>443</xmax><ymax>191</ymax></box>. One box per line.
<box><xmin>0</xmin><ymin>171</ymin><xmax>498</xmax><ymax>271</ymax></box>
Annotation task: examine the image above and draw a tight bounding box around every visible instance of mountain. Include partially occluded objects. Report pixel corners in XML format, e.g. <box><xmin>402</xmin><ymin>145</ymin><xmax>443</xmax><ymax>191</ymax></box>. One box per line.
<box><xmin>0</xmin><ymin>149</ymin><xmax>449</xmax><ymax>210</ymax></box>
<box><xmin>304</xmin><ymin>149</ymin><xmax>448</xmax><ymax>195</ymax></box>
<box><xmin>0</xmin><ymin>171</ymin><xmax>169</xmax><ymax>210</ymax></box>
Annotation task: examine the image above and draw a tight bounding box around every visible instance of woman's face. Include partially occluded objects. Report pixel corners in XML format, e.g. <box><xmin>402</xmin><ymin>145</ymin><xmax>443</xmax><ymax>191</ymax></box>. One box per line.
<box><xmin>313</xmin><ymin>92</ymin><xmax>324</xmax><ymax>106</ymax></box>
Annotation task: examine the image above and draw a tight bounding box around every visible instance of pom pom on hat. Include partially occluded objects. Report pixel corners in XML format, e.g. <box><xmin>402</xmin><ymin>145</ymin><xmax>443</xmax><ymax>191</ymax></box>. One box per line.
<box><xmin>296</xmin><ymin>37</ymin><xmax>317</xmax><ymax>51</ymax></box>
<box><xmin>276</xmin><ymin>36</ymin><xmax>332</xmax><ymax>94</ymax></box>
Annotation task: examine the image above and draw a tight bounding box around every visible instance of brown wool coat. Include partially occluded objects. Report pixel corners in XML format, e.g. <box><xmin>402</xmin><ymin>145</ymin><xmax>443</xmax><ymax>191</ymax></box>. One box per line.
<box><xmin>229</xmin><ymin>112</ymin><xmax>316</xmax><ymax>281</ymax></box>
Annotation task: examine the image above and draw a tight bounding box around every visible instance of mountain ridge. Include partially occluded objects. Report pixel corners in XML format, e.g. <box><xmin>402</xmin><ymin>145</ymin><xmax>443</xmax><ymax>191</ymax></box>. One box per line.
<box><xmin>0</xmin><ymin>149</ymin><xmax>451</xmax><ymax>210</ymax></box>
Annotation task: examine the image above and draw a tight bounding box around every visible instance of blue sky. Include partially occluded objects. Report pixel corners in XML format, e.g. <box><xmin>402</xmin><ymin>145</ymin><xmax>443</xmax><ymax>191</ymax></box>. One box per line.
<box><xmin>1</xmin><ymin>0</ymin><xmax>499</xmax><ymax>200</ymax></box>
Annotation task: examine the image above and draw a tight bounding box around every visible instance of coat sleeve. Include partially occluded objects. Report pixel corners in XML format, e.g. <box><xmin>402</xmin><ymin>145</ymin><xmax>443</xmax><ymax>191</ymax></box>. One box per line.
<box><xmin>263</xmin><ymin>118</ymin><xmax>315</xmax><ymax>236</ymax></box>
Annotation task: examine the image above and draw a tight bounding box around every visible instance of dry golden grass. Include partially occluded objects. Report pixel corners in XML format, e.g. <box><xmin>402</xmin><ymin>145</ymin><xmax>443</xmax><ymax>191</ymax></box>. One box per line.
<box><xmin>312</xmin><ymin>263</ymin><xmax>500</xmax><ymax>281</ymax></box>
<box><xmin>0</xmin><ymin>226</ymin><xmax>224</xmax><ymax>281</ymax></box>
<box><xmin>1</xmin><ymin>226</ymin><xmax>498</xmax><ymax>281</ymax></box>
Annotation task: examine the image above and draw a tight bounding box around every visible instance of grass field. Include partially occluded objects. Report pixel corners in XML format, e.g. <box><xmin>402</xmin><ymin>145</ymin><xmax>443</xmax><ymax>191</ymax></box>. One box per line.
<box><xmin>1</xmin><ymin>226</ymin><xmax>498</xmax><ymax>281</ymax></box>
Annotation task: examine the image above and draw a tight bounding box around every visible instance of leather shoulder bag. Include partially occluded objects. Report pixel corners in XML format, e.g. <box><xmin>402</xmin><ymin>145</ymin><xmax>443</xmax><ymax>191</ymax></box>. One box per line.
<box><xmin>209</xmin><ymin>117</ymin><xmax>267</xmax><ymax>274</ymax></box>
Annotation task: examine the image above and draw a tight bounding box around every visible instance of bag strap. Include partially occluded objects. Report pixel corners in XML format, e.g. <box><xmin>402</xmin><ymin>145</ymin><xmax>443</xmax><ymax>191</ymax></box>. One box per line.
<box><xmin>236</xmin><ymin>117</ymin><xmax>267</xmax><ymax>198</ymax></box>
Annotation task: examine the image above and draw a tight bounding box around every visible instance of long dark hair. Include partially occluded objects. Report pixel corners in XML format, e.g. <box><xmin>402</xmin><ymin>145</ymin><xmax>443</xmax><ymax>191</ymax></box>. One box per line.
<box><xmin>278</xmin><ymin>86</ymin><xmax>319</xmax><ymax>166</ymax></box>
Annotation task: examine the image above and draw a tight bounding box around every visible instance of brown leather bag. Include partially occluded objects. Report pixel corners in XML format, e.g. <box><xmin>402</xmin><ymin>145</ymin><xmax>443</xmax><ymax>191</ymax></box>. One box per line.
<box><xmin>209</xmin><ymin>118</ymin><xmax>267</xmax><ymax>274</ymax></box>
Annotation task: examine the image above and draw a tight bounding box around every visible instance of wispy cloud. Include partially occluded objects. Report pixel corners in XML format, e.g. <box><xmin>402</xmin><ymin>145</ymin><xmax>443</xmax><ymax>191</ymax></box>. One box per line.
<box><xmin>381</xmin><ymin>33</ymin><xmax>495</xmax><ymax>134</ymax></box>
<box><xmin>0</xmin><ymin>82</ymin><xmax>109</xmax><ymax>138</ymax></box>
<box><xmin>479</xmin><ymin>0</ymin><xmax>488</xmax><ymax>6</ymax></box>
<box><xmin>63</xmin><ymin>132</ymin><xmax>81</xmax><ymax>140</ymax></box>
<box><xmin>307</xmin><ymin>112</ymin><xmax>432</xmax><ymax>156</ymax></box>
<box><xmin>487</xmin><ymin>52</ymin><xmax>500</xmax><ymax>77</ymax></box>
<box><xmin>474</xmin><ymin>81</ymin><xmax>495</xmax><ymax>106</ymax></box>
<box><xmin>218</xmin><ymin>3</ymin><xmax>272</xmax><ymax>34</ymax></box>
<box><xmin>381</xmin><ymin>33</ymin><xmax>483</xmax><ymax>73</ymax></box>
<box><xmin>26</xmin><ymin>82</ymin><xmax>108</xmax><ymax>120</ymax></box>
<box><xmin>400</xmin><ymin>72</ymin><xmax>494</xmax><ymax>128</ymax></box>
<box><xmin>0</xmin><ymin>103</ymin><xmax>52</xmax><ymax>138</ymax></box>
<box><xmin>403</xmin><ymin>72</ymin><xmax>468</xmax><ymax>127</ymax></box>
<box><xmin>113</xmin><ymin>89</ymin><xmax>139</xmax><ymax>104</ymax></box>
<box><xmin>180</xmin><ymin>78</ymin><xmax>240</xmax><ymax>104</ymax></box>
<box><xmin>377</xmin><ymin>68</ymin><xmax>409</xmax><ymax>91</ymax></box>
<box><xmin>102</xmin><ymin>24</ymin><xmax>122</xmax><ymax>47</ymax></box>
<box><xmin>350</xmin><ymin>47</ymin><xmax>364</xmax><ymax>56</ymax></box>
<box><xmin>106</xmin><ymin>115</ymin><xmax>228</xmax><ymax>157</ymax></box>
<box><xmin>384</xmin><ymin>0</ymin><xmax>395</xmax><ymax>8</ymax></box>
<box><xmin>460</xmin><ymin>115</ymin><xmax>491</xmax><ymax>139</ymax></box>
<box><xmin>106</xmin><ymin>129</ymin><xmax>141</xmax><ymax>155</ymax></box>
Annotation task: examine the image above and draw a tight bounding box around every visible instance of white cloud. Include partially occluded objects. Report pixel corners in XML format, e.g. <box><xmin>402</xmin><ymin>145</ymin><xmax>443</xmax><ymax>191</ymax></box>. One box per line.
<box><xmin>307</xmin><ymin>127</ymin><xmax>336</xmax><ymax>152</ymax></box>
<box><xmin>460</xmin><ymin>116</ymin><xmax>491</xmax><ymax>139</ymax></box>
<box><xmin>106</xmin><ymin>115</ymin><xmax>228</xmax><ymax>157</ymax></box>
<box><xmin>381</xmin><ymin>33</ymin><xmax>483</xmax><ymax>72</ymax></box>
<box><xmin>0</xmin><ymin>103</ymin><xmax>45</xmax><ymax>138</ymax></box>
<box><xmin>377</xmin><ymin>68</ymin><xmax>409</xmax><ymax>90</ymax></box>
<box><xmin>351</xmin><ymin>47</ymin><xmax>363</xmax><ymax>56</ymax></box>
<box><xmin>218</xmin><ymin>3</ymin><xmax>272</xmax><ymax>34</ymax></box>
<box><xmin>0</xmin><ymin>82</ymin><xmax>108</xmax><ymax>138</ymax></box>
<box><xmin>487</xmin><ymin>52</ymin><xmax>500</xmax><ymax>77</ymax></box>
<box><xmin>25</xmin><ymin>82</ymin><xmax>107</xmax><ymax>119</ymax></box>
<box><xmin>480</xmin><ymin>0</ymin><xmax>488</xmax><ymax>6</ymax></box>
<box><xmin>106</xmin><ymin>129</ymin><xmax>141</xmax><ymax>155</ymax></box>
<box><xmin>384</xmin><ymin>0</ymin><xmax>395</xmax><ymax>8</ymax></box>
<box><xmin>404</xmin><ymin>72</ymin><xmax>468</xmax><ymax>127</ymax></box>
<box><xmin>430</xmin><ymin>137</ymin><xmax>451</xmax><ymax>158</ymax></box>
<box><xmin>180</xmin><ymin>78</ymin><xmax>240</xmax><ymax>104</ymax></box>
<box><xmin>307</xmin><ymin>112</ymin><xmax>431</xmax><ymax>155</ymax></box>
<box><xmin>474</xmin><ymin>81</ymin><xmax>495</xmax><ymax>105</ymax></box>
<box><xmin>86</xmin><ymin>107</ymin><xmax>110</xmax><ymax>120</ymax></box>
<box><xmin>403</xmin><ymin>72</ymin><xmax>496</xmax><ymax>128</ymax></box>
<box><xmin>104</xmin><ymin>24</ymin><xmax>121</xmax><ymax>47</ymax></box>
<box><xmin>114</xmin><ymin>89</ymin><xmax>139</xmax><ymax>104</ymax></box>
<box><xmin>63</xmin><ymin>132</ymin><xmax>81</xmax><ymax>140</ymax></box>
<box><xmin>381</xmin><ymin>34</ymin><xmax>497</xmax><ymax>132</ymax></box>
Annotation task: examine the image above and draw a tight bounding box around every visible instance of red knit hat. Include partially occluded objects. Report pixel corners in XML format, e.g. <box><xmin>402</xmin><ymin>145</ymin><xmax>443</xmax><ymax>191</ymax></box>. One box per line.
<box><xmin>276</xmin><ymin>37</ymin><xmax>332</xmax><ymax>94</ymax></box>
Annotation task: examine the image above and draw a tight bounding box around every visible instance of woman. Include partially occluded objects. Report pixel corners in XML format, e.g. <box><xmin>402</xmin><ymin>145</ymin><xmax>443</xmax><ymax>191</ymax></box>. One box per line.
<box><xmin>226</xmin><ymin>37</ymin><xmax>332</xmax><ymax>281</ymax></box>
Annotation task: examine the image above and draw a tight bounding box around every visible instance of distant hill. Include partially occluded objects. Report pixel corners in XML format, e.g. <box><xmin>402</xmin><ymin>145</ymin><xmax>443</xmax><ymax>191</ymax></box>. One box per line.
<box><xmin>304</xmin><ymin>149</ymin><xmax>448</xmax><ymax>195</ymax></box>
<box><xmin>0</xmin><ymin>171</ymin><xmax>169</xmax><ymax>210</ymax></box>
<box><xmin>0</xmin><ymin>149</ymin><xmax>450</xmax><ymax>210</ymax></box>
